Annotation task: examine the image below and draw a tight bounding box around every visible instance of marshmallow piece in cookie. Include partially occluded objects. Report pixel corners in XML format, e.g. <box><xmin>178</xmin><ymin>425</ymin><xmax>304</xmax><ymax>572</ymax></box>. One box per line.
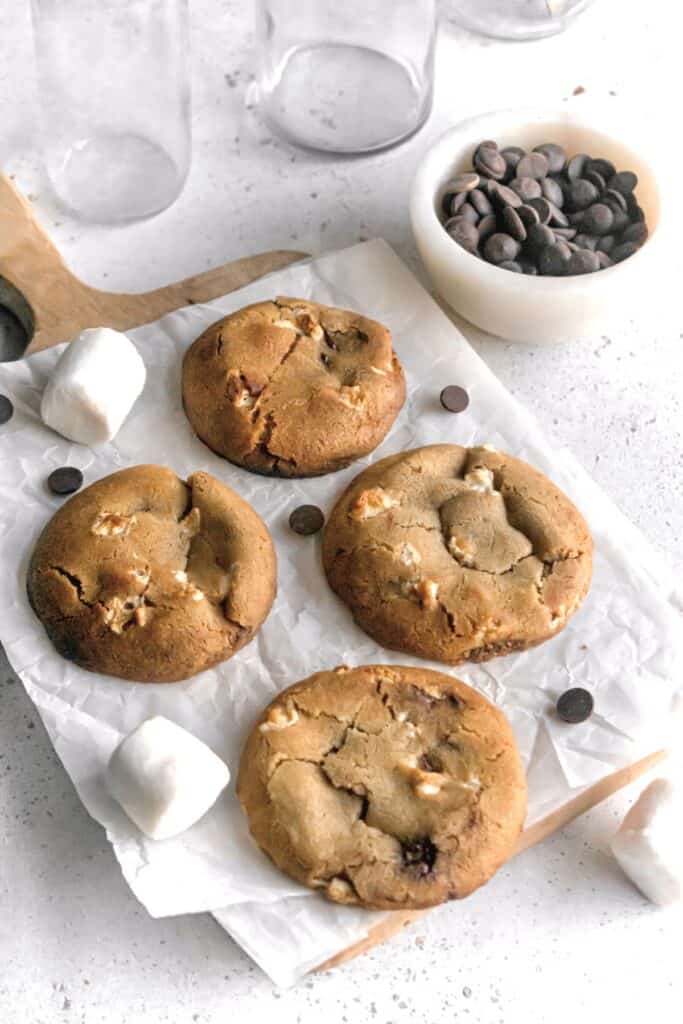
<box><xmin>610</xmin><ymin>778</ymin><xmax>683</xmax><ymax>905</ymax></box>
<box><xmin>106</xmin><ymin>716</ymin><xmax>230</xmax><ymax>841</ymax></box>
<box><xmin>41</xmin><ymin>327</ymin><xmax>146</xmax><ymax>445</ymax></box>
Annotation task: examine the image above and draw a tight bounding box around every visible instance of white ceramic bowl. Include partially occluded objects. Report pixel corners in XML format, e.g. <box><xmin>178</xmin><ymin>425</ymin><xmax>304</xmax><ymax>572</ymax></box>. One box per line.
<box><xmin>410</xmin><ymin>109</ymin><xmax>664</xmax><ymax>344</ymax></box>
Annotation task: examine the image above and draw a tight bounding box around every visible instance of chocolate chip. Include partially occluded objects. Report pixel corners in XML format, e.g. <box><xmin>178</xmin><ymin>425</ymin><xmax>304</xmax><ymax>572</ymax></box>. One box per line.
<box><xmin>538</xmin><ymin>242</ymin><xmax>571</xmax><ymax>276</ymax></box>
<box><xmin>596</xmin><ymin>234</ymin><xmax>615</xmax><ymax>253</ymax></box>
<box><xmin>527</xmin><ymin>197</ymin><xmax>552</xmax><ymax>224</ymax></box>
<box><xmin>566</xmin><ymin>179</ymin><xmax>600</xmax><ymax>211</ymax></box>
<box><xmin>474</xmin><ymin>146</ymin><xmax>507</xmax><ymax>181</ymax></box>
<box><xmin>448</xmin><ymin>172</ymin><xmax>480</xmax><ymax>194</ymax></box>
<box><xmin>574</xmin><ymin>233</ymin><xmax>598</xmax><ymax>251</ymax></box>
<box><xmin>611</xmin><ymin>241</ymin><xmax>640</xmax><ymax>263</ymax></box>
<box><xmin>489</xmin><ymin>182</ymin><xmax>523</xmax><ymax>209</ymax></box>
<box><xmin>622</xmin><ymin>221</ymin><xmax>648</xmax><ymax>247</ymax></box>
<box><xmin>566</xmin><ymin>153</ymin><xmax>589</xmax><ymax>181</ymax></box>
<box><xmin>553</xmin><ymin>226</ymin><xmax>577</xmax><ymax>241</ymax></box>
<box><xmin>500</xmin><ymin>146</ymin><xmax>525</xmax><ymax>174</ymax></box>
<box><xmin>483</xmin><ymin>232</ymin><xmax>520</xmax><ymax>265</ymax></box>
<box><xmin>469</xmin><ymin>188</ymin><xmax>493</xmax><ymax>216</ymax></box>
<box><xmin>584</xmin><ymin>169</ymin><xmax>606</xmax><ymax>195</ymax></box>
<box><xmin>289</xmin><ymin>504</ymin><xmax>325</xmax><ymax>535</ymax></box>
<box><xmin>519</xmin><ymin>259</ymin><xmax>538</xmax><ymax>275</ymax></box>
<box><xmin>0</xmin><ymin>394</ymin><xmax>13</xmax><ymax>425</ymax></box>
<box><xmin>443</xmin><ymin>189</ymin><xmax>469</xmax><ymax>217</ymax></box>
<box><xmin>597</xmin><ymin>251</ymin><xmax>613</xmax><ymax>269</ymax></box>
<box><xmin>567</xmin><ymin>210</ymin><xmax>586</xmax><ymax>226</ymax></box>
<box><xmin>586</xmin><ymin>157</ymin><xmax>616</xmax><ymax>181</ymax></box>
<box><xmin>608</xmin><ymin>170</ymin><xmax>638</xmax><ymax>194</ymax></box>
<box><xmin>582</xmin><ymin>203</ymin><xmax>615</xmax><ymax>236</ymax></box>
<box><xmin>457</xmin><ymin>203</ymin><xmax>479</xmax><ymax>225</ymax></box>
<box><xmin>401</xmin><ymin>836</ymin><xmax>438</xmax><ymax>875</ymax></box>
<box><xmin>477</xmin><ymin>214</ymin><xmax>497</xmax><ymax>243</ymax></box>
<box><xmin>517</xmin><ymin>204</ymin><xmax>540</xmax><ymax>229</ymax></box>
<box><xmin>445</xmin><ymin>217</ymin><xmax>479</xmax><ymax>253</ymax></box>
<box><xmin>556</xmin><ymin>687</ymin><xmax>594</xmax><ymax>723</ymax></box>
<box><xmin>526</xmin><ymin>222</ymin><xmax>556</xmax><ymax>253</ymax></box>
<box><xmin>502</xmin><ymin>205</ymin><xmax>527</xmax><ymax>242</ymax></box>
<box><xmin>440</xmin><ymin>385</ymin><xmax>470</xmax><ymax>413</ymax></box>
<box><xmin>533</xmin><ymin>143</ymin><xmax>566</xmax><ymax>174</ymax></box>
<box><xmin>498</xmin><ymin>260</ymin><xmax>522</xmax><ymax>273</ymax></box>
<box><xmin>604</xmin><ymin>188</ymin><xmax>627</xmax><ymax>212</ymax></box>
<box><xmin>547</xmin><ymin>202</ymin><xmax>569</xmax><ymax>228</ymax></box>
<box><xmin>567</xmin><ymin>249</ymin><xmax>601</xmax><ymax>275</ymax></box>
<box><xmin>517</xmin><ymin>152</ymin><xmax>549</xmax><ymax>180</ymax></box>
<box><xmin>509</xmin><ymin>176</ymin><xmax>542</xmax><ymax>202</ymax></box>
<box><xmin>48</xmin><ymin>467</ymin><xmax>84</xmax><ymax>496</ymax></box>
<box><xmin>540</xmin><ymin>176</ymin><xmax>564</xmax><ymax>208</ymax></box>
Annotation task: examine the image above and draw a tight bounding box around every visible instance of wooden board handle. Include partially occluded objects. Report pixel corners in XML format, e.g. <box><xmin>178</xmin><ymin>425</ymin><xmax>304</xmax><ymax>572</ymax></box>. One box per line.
<box><xmin>315</xmin><ymin>749</ymin><xmax>667</xmax><ymax>974</ymax></box>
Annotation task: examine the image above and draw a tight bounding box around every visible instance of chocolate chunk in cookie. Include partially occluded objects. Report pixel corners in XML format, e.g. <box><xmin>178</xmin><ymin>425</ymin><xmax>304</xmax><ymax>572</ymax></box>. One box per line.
<box><xmin>237</xmin><ymin>664</ymin><xmax>527</xmax><ymax>910</ymax></box>
<box><xmin>322</xmin><ymin>444</ymin><xmax>592</xmax><ymax>665</ymax></box>
<box><xmin>28</xmin><ymin>465</ymin><xmax>277</xmax><ymax>683</ymax></box>
<box><xmin>181</xmin><ymin>298</ymin><xmax>406</xmax><ymax>477</ymax></box>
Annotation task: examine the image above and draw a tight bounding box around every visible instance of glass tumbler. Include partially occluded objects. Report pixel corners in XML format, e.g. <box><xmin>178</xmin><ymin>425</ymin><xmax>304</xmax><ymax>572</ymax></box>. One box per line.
<box><xmin>256</xmin><ymin>0</ymin><xmax>436</xmax><ymax>154</ymax></box>
<box><xmin>448</xmin><ymin>0</ymin><xmax>597</xmax><ymax>41</ymax></box>
<box><xmin>30</xmin><ymin>0</ymin><xmax>191</xmax><ymax>223</ymax></box>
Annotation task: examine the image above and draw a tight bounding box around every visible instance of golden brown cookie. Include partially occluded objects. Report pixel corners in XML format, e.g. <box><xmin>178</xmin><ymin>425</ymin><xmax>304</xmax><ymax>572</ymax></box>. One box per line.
<box><xmin>181</xmin><ymin>297</ymin><xmax>406</xmax><ymax>477</ymax></box>
<box><xmin>27</xmin><ymin>465</ymin><xmax>276</xmax><ymax>683</ymax></box>
<box><xmin>237</xmin><ymin>665</ymin><xmax>526</xmax><ymax>910</ymax></box>
<box><xmin>322</xmin><ymin>444</ymin><xmax>592</xmax><ymax>664</ymax></box>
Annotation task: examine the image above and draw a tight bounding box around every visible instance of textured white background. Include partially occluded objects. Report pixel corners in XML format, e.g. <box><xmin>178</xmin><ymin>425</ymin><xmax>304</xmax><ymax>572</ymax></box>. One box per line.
<box><xmin>1</xmin><ymin>0</ymin><xmax>682</xmax><ymax>1020</ymax></box>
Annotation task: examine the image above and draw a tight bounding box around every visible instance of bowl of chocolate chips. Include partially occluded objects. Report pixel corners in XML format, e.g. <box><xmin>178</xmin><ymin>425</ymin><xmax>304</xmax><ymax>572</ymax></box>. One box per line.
<box><xmin>410</xmin><ymin>109</ymin><xmax>663</xmax><ymax>343</ymax></box>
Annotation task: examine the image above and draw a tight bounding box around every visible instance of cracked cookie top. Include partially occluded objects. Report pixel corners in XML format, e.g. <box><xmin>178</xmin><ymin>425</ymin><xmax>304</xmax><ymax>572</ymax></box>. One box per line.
<box><xmin>181</xmin><ymin>297</ymin><xmax>406</xmax><ymax>477</ymax></box>
<box><xmin>27</xmin><ymin>465</ymin><xmax>276</xmax><ymax>683</ymax></box>
<box><xmin>237</xmin><ymin>664</ymin><xmax>527</xmax><ymax>910</ymax></box>
<box><xmin>322</xmin><ymin>445</ymin><xmax>593</xmax><ymax>665</ymax></box>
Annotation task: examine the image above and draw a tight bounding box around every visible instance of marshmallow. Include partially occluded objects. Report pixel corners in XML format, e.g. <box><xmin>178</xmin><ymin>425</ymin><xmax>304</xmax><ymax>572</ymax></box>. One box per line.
<box><xmin>41</xmin><ymin>327</ymin><xmax>146</xmax><ymax>445</ymax></box>
<box><xmin>610</xmin><ymin>778</ymin><xmax>683</xmax><ymax>905</ymax></box>
<box><xmin>106</xmin><ymin>716</ymin><xmax>230</xmax><ymax>841</ymax></box>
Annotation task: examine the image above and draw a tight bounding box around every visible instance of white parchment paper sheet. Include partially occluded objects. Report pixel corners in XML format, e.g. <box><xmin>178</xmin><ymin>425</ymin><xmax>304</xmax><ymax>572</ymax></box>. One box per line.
<box><xmin>1</xmin><ymin>240</ymin><xmax>681</xmax><ymax>987</ymax></box>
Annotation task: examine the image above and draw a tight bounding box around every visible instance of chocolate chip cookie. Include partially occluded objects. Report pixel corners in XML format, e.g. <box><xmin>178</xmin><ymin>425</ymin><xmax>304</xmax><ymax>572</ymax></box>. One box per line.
<box><xmin>181</xmin><ymin>298</ymin><xmax>405</xmax><ymax>477</ymax></box>
<box><xmin>28</xmin><ymin>465</ymin><xmax>276</xmax><ymax>683</ymax></box>
<box><xmin>322</xmin><ymin>445</ymin><xmax>592</xmax><ymax>664</ymax></box>
<box><xmin>237</xmin><ymin>664</ymin><xmax>526</xmax><ymax>910</ymax></box>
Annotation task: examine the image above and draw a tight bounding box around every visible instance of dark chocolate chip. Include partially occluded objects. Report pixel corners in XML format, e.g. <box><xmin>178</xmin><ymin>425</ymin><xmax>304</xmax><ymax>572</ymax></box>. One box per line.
<box><xmin>608</xmin><ymin>170</ymin><xmax>638</xmax><ymax>194</ymax></box>
<box><xmin>289</xmin><ymin>504</ymin><xmax>325</xmax><ymax>536</ymax></box>
<box><xmin>517</xmin><ymin>203</ymin><xmax>540</xmax><ymax>229</ymax></box>
<box><xmin>597</xmin><ymin>251</ymin><xmax>613</xmax><ymax>269</ymax></box>
<box><xmin>489</xmin><ymin>182</ymin><xmax>523</xmax><ymax>209</ymax></box>
<box><xmin>566</xmin><ymin>179</ymin><xmax>600</xmax><ymax>211</ymax></box>
<box><xmin>567</xmin><ymin>249</ymin><xmax>601</xmax><ymax>275</ymax></box>
<box><xmin>445</xmin><ymin>217</ymin><xmax>479</xmax><ymax>253</ymax></box>
<box><xmin>527</xmin><ymin>197</ymin><xmax>552</xmax><ymax>224</ymax></box>
<box><xmin>582</xmin><ymin>203</ymin><xmax>615</xmax><ymax>236</ymax></box>
<box><xmin>474</xmin><ymin>146</ymin><xmax>507</xmax><ymax>181</ymax></box>
<box><xmin>0</xmin><ymin>394</ymin><xmax>13</xmax><ymax>425</ymax></box>
<box><xmin>448</xmin><ymin>172</ymin><xmax>480</xmax><ymax>194</ymax></box>
<box><xmin>538</xmin><ymin>242</ymin><xmax>571</xmax><ymax>276</ymax></box>
<box><xmin>444</xmin><ymin>190</ymin><xmax>469</xmax><ymax>217</ymax></box>
<box><xmin>584</xmin><ymin>169</ymin><xmax>606</xmax><ymax>195</ymax></box>
<box><xmin>500</xmin><ymin>146</ymin><xmax>525</xmax><ymax>174</ymax></box>
<box><xmin>553</xmin><ymin>226</ymin><xmax>577</xmax><ymax>241</ymax></box>
<box><xmin>596</xmin><ymin>234</ymin><xmax>615</xmax><ymax>253</ymax></box>
<box><xmin>509</xmin><ymin>176</ymin><xmax>542</xmax><ymax>202</ymax></box>
<box><xmin>547</xmin><ymin>202</ymin><xmax>569</xmax><ymax>228</ymax></box>
<box><xmin>502</xmin><ymin>205</ymin><xmax>527</xmax><ymax>242</ymax></box>
<box><xmin>469</xmin><ymin>188</ymin><xmax>493</xmax><ymax>216</ymax></box>
<box><xmin>401</xmin><ymin>836</ymin><xmax>438</xmax><ymax>875</ymax></box>
<box><xmin>483</xmin><ymin>232</ymin><xmax>520</xmax><ymax>265</ymax></box>
<box><xmin>556</xmin><ymin>687</ymin><xmax>594</xmax><ymax>723</ymax></box>
<box><xmin>457</xmin><ymin>203</ymin><xmax>480</xmax><ymax>225</ymax></box>
<box><xmin>48</xmin><ymin>467</ymin><xmax>84</xmax><ymax>496</ymax></box>
<box><xmin>611</xmin><ymin>241</ymin><xmax>640</xmax><ymax>263</ymax></box>
<box><xmin>519</xmin><ymin>260</ymin><xmax>539</xmax><ymax>275</ymax></box>
<box><xmin>477</xmin><ymin>213</ymin><xmax>497</xmax><ymax>242</ymax></box>
<box><xmin>440</xmin><ymin>385</ymin><xmax>470</xmax><ymax>413</ymax></box>
<box><xmin>517</xmin><ymin>151</ymin><xmax>549</xmax><ymax>180</ymax></box>
<box><xmin>621</xmin><ymin>221</ymin><xmax>649</xmax><ymax>247</ymax></box>
<box><xmin>567</xmin><ymin>210</ymin><xmax>586</xmax><ymax>226</ymax></box>
<box><xmin>574</xmin><ymin>233</ymin><xmax>598</xmax><ymax>251</ymax></box>
<box><xmin>628</xmin><ymin>202</ymin><xmax>646</xmax><ymax>223</ymax></box>
<box><xmin>498</xmin><ymin>260</ymin><xmax>523</xmax><ymax>273</ymax></box>
<box><xmin>586</xmin><ymin>157</ymin><xmax>616</xmax><ymax>181</ymax></box>
<box><xmin>604</xmin><ymin>188</ymin><xmax>628</xmax><ymax>212</ymax></box>
<box><xmin>540</xmin><ymin>176</ymin><xmax>564</xmax><ymax>208</ymax></box>
<box><xmin>526</xmin><ymin>222</ymin><xmax>556</xmax><ymax>253</ymax></box>
<box><xmin>533</xmin><ymin>143</ymin><xmax>566</xmax><ymax>174</ymax></box>
<box><xmin>566</xmin><ymin>153</ymin><xmax>589</xmax><ymax>181</ymax></box>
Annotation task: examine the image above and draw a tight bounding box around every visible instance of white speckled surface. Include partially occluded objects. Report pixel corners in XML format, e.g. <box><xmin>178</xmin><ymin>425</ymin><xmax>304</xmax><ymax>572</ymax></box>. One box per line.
<box><xmin>1</xmin><ymin>0</ymin><xmax>682</xmax><ymax>1018</ymax></box>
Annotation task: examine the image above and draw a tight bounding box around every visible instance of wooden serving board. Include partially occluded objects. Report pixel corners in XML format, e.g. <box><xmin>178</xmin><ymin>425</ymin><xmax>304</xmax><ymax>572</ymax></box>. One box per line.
<box><xmin>0</xmin><ymin>175</ymin><xmax>667</xmax><ymax>975</ymax></box>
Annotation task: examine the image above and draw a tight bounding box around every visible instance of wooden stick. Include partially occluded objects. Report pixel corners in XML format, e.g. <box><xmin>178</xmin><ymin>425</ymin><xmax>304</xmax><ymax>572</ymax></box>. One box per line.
<box><xmin>315</xmin><ymin>749</ymin><xmax>667</xmax><ymax>973</ymax></box>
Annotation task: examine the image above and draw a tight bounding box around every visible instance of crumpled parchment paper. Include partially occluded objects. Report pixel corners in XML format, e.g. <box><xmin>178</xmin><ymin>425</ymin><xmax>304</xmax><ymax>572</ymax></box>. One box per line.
<box><xmin>1</xmin><ymin>240</ymin><xmax>681</xmax><ymax>987</ymax></box>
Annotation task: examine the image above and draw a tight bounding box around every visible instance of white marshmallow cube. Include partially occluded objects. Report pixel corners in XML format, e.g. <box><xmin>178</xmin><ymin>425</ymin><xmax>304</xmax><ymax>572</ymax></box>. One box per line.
<box><xmin>610</xmin><ymin>778</ymin><xmax>683</xmax><ymax>905</ymax></box>
<box><xmin>106</xmin><ymin>716</ymin><xmax>230</xmax><ymax>841</ymax></box>
<box><xmin>41</xmin><ymin>327</ymin><xmax>146</xmax><ymax>445</ymax></box>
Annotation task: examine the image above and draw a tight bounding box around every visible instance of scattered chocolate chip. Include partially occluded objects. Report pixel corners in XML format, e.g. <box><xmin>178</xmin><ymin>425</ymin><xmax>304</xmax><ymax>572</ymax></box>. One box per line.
<box><xmin>440</xmin><ymin>385</ymin><xmax>470</xmax><ymax>413</ymax></box>
<box><xmin>533</xmin><ymin>143</ymin><xmax>566</xmax><ymax>174</ymax></box>
<box><xmin>48</xmin><ymin>467</ymin><xmax>84</xmax><ymax>496</ymax></box>
<box><xmin>556</xmin><ymin>687</ymin><xmax>594</xmax><ymax>724</ymax></box>
<box><xmin>0</xmin><ymin>394</ymin><xmax>14</xmax><ymax>425</ymax></box>
<box><xmin>289</xmin><ymin>504</ymin><xmax>325</xmax><ymax>536</ymax></box>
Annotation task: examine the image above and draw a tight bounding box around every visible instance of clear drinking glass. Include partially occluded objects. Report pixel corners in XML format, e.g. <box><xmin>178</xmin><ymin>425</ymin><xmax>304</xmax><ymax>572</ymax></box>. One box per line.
<box><xmin>448</xmin><ymin>0</ymin><xmax>596</xmax><ymax>40</ymax></box>
<box><xmin>30</xmin><ymin>0</ymin><xmax>191</xmax><ymax>223</ymax></box>
<box><xmin>256</xmin><ymin>0</ymin><xmax>436</xmax><ymax>154</ymax></box>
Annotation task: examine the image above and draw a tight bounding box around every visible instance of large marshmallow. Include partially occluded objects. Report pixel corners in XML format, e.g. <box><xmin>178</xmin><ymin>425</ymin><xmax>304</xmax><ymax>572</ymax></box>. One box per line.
<box><xmin>106</xmin><ymin>716</ymin><xmax>230</xmax><ymax>841</ymax></box>
<box><xmin>610</xmin><ymin>778</ymin><xmax>683</xmax><ymax>905</ymax></box>
<box><xmin>41</xmin><ymin>327</ymin><xmax>146</xmax><ymax>445</ymax></box>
